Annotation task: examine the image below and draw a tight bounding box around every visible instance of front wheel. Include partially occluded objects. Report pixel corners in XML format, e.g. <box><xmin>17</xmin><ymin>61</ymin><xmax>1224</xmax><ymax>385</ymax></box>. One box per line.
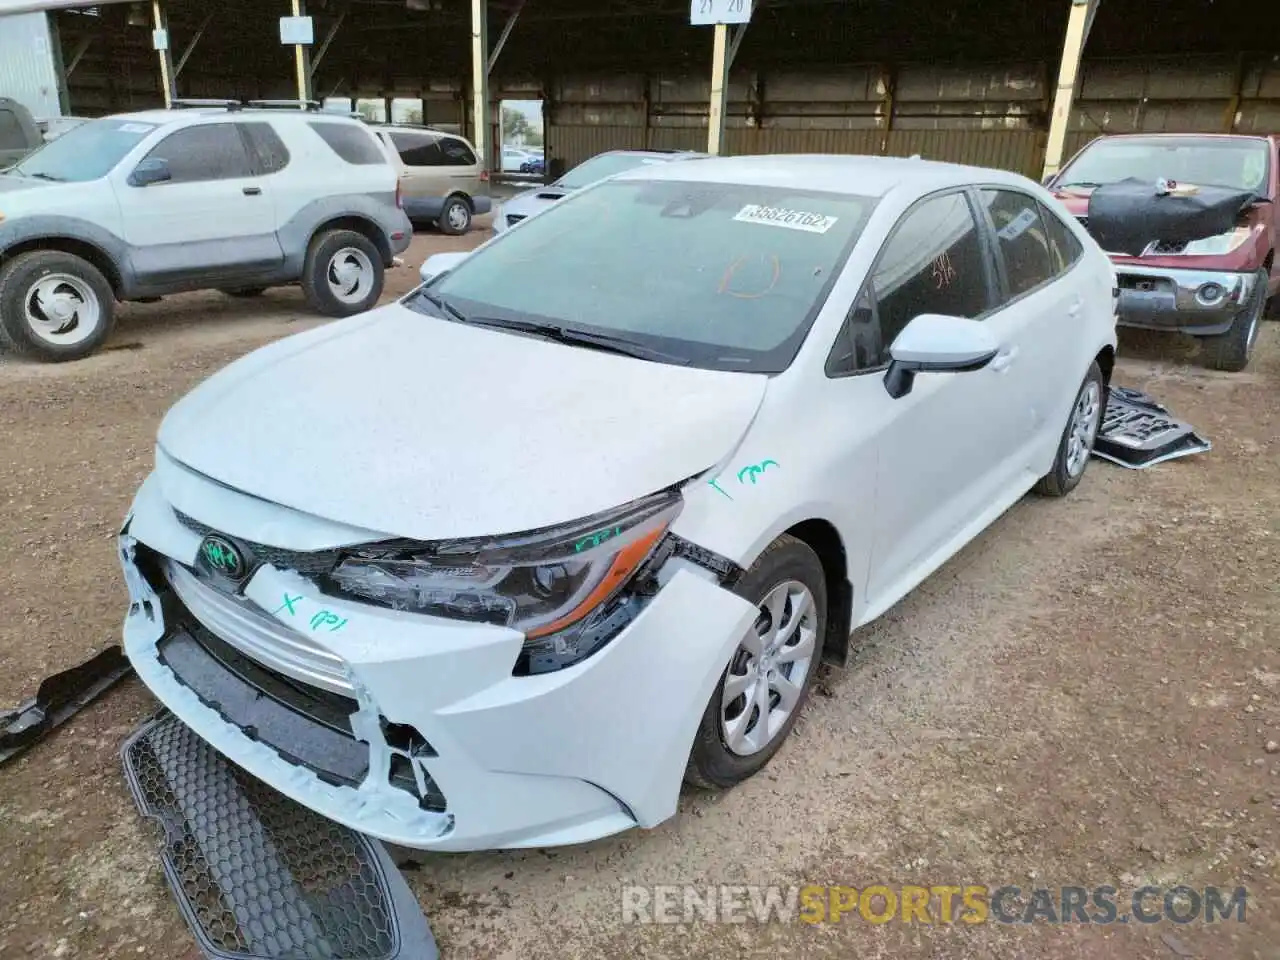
<box><xmin>0</xmin><ymin>250</ymin><xmax>115</xmax><ymax>361</ymax></box>
<box><xmin>1034</xmin><ymin>361</ymin><xmax>1105</xmax><ymax>498</ymax></box>
<box><xmin>300</xmin><ymin>229</ymin><xmax>384</xmax><ymax>317</ymax></box>
<box><xmin>684</xmin><ymin>535</ymin><xmax>826</xmax><ymax>789</ymax></box>
<box><xmin>1201</xmin><ymin>269</ymin><xmax>1267</xmax><ymax>372</ymax></box>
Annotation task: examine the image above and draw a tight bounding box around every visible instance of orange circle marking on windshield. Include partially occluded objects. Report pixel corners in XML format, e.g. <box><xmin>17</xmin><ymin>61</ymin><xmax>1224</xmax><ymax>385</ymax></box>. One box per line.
<box><xmin>718</xmin><ymin>253</ymin><xmax>781</xmax><ymax>300</ymax></box>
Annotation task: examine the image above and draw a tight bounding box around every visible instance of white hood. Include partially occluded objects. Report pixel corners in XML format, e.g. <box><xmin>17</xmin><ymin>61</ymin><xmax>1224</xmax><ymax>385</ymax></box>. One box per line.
<box><xmin>158</xmin><ymin>303</ymin><xmax>768</xmax><ymax>540</ymax></box>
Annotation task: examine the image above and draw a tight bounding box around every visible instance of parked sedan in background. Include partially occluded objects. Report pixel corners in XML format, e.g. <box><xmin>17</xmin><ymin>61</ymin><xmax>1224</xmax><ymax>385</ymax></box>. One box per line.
<box><xmin>119</xmin><ymin>154</ymin><xmax>1117</xmax><ymax>854</ymax></box>
<box><xmin>492</xmin><ymin>148</ymin><xmax>707</xmax><ymax>233</ymax></box>
<box><xmin>1049</xmin><ymin>133</ymin><xmax>1278</xmax><ymax>371</ymax></box>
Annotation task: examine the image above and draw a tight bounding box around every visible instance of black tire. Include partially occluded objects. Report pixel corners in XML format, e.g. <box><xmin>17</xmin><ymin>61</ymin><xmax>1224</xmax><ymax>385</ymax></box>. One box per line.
<box><xmin>223</xmin><ymin>287</ymin><xmax>267</xmax><ymax>298</ymax></box>
<box><xmin>300</xmin><ymin>229</ymin><xmax>384</xmax><ymax>318</ymax></box>
<box><xmin>1201</xmin><ymin>268</ymin><xmax>1266</xmax><ymax>372</ymax></box>
<box><xmin>684</xmin><ymin>534</ymin><xmax>827</xmax><ymax>790</ymax></box>
<box><xmin>0</xmin><ymin>249</ymin><xmax>115</xmax><ymax>362</ymax></box>
<box><xmin>436</xmin><ymin>195</ymin><xmax>472</xmax><ymax>236</ymax></box>
<box><xmin>1035</xmin><ymin>361</ymin><xmax>1106</xmax><ymax>498</ymax></box>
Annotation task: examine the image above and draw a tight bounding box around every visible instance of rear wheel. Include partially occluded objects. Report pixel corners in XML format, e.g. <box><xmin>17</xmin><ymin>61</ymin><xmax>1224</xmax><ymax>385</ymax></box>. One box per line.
<box><xmin>1201</xmin><ymin>268</ymin><xmax>1266</xmax><ymax>372</ymax></box>
<box><xmin>437</xmin><ymin>196</ymin><xmax>472</xmax><ymax>236</ymax></box>
<box><xmin>1035</xmin><ymin>361</ymin><xmax>1105</xmax><ymax>498</ymax></box>
<box><xmin>685</xmin><ymin>535</ymin><xmax>826</xmax><ymax>789</ymax></box>
<box><xmin>300</xmin><ymin>229</ymin><xmax>384</xmax><ymax>317</ymax></box>
<box><xmin>0</xmin><ymin>249</ymin><xmax>115</xmax><ymax>362</ymax></box>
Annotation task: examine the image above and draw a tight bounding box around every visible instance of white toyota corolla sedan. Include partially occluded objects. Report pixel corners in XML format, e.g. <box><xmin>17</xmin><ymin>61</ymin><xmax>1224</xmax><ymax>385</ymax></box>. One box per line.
<box><xmin>118</xmin><ymin>155</ymin><xmax>1118</xmax><ymax>853</ymax></box>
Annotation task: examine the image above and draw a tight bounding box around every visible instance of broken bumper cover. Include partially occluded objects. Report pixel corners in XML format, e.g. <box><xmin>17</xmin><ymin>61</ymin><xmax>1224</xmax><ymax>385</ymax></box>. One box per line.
<box><xmin>119</xmin><ymin>471</ymin><xmax>758</xmax><ymax>852</ymax></box>
<box><xmin>1113</xmin><ymin>264</ymin><xmax>1259</xmax><ymax>335</ymax></box>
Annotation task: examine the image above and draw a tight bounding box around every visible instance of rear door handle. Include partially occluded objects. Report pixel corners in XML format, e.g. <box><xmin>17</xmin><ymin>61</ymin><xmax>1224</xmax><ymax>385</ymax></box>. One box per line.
<box><xmin>989</xmin><ymin>347</ymin><xmax>1019</xmax><ymax>373</ymax></box>
<box><xmin>243</xmin><ymin>186</ymin><xmax>262</xmax><ymax>196</ymax></box>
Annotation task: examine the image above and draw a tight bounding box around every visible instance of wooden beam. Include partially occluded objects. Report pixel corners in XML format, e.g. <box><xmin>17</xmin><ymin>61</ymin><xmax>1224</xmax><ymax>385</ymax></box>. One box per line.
<box><xmin>151</xmin><ymin>0</ymin><xmax>175</xmax><ymax>107</ymax></box>
<box><xmin>310</xmin><ymin>6</ymin><xmax>347</xmax><ymax>79</ymax></box>
<box><xmin>470</xmin><ymin>0</ymin><xmax>490</xmax><ymax>170</ymax></box>
<box><xmin>1042</xmin><ymin>0</ymin><xmax>1099</xmax><ymax>180</ymax></box>
<box><xmin>707</xmin><ymin>22</ymin><xmax>729</xmax><ymax>155</ymax></box>
<box><xmin>64</xmin><ymin>35</ymin><xmax>92</xmax><ymax>79</ymax></box>
<box><xmin>290</xmin><ymin>0</ymin><xmax>313</xmax><ymax>103</ymax></box>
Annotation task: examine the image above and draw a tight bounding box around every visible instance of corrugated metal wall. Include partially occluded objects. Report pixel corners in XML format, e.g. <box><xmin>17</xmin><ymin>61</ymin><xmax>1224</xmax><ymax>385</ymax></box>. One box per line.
<box><xmin>546</xmin><ymin>56</ymin><xmax>1280</xmax><ymax>178</ymax></box>
<box><xmin>0</xmin><ymin>11</ymin><xmax>62</xmax><ymax>116</ymax></box>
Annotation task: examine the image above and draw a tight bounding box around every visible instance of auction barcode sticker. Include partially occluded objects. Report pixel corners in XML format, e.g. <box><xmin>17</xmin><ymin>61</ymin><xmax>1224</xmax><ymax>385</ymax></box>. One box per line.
<box><xmin>733</xmin><ymin>204</ymin><xmax>838</xmax><ymax>234</ymax></box>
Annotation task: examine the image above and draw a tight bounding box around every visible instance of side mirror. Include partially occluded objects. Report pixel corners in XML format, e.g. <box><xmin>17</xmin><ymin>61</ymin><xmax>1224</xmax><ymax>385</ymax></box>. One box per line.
<box><xmin>883</xmin><ymin>314</ymin><xmax>1000</xmax><ymax>399</ymax></box>
<box><xmin>129</xmin><ymin>157</ymin><xmax>171</xmax><ymax>187</ymax></box>
<box><xmin>419</xmin><ymin>250</ymin><xmax>471</xmax><ymax>285</ymax></box>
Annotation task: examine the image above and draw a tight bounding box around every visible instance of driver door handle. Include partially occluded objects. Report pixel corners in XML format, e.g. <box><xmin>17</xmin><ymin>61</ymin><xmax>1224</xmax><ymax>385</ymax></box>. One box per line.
<box><xmin>990</xmin><ymin>347</ymin><xmax>1019</xmax><ymax>373</ymax></box>
<box><xmin>243</xmin><ymin>186</ymin><xmax>262</xmax><ymax>196</ymax></box>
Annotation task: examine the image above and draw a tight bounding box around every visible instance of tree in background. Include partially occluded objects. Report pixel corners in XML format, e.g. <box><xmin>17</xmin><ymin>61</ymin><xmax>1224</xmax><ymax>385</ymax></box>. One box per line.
<box><xmin>502</xmin><ymin>106</ymin><xmax>532</xmax><ymax>145</ymax></box>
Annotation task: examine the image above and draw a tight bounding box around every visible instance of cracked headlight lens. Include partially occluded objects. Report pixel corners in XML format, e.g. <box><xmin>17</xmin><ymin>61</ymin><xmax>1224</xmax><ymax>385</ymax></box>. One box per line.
<box><xmin>326</xmin><ymin>491</ymin><xmax>680</xmax><ymax>640</ymax></box>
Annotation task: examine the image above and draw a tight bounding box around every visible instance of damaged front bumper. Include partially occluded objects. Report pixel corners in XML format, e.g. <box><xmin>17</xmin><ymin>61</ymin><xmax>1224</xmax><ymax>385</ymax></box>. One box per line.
<box><xmin>1113</xmin><ymin>264</ymin><xmax>1259</xmax><ymax>336</ymax></box>
<box><xmin>119</xmin><ymin>472</ymin><xmax>758</xmax><ymax>852</ymax></box>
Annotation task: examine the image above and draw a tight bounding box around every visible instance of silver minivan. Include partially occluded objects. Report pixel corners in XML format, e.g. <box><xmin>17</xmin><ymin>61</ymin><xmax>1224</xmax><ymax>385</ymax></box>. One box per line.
<box><xmin>370</xmin><ymin>124</ymin><xmax>492</xmax><ymax>234</ymax></box>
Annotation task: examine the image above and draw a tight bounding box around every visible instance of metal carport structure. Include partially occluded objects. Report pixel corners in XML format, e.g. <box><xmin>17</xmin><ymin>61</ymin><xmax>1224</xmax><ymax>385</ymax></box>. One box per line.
<box><xmin>2</xmin><ymin>0</ymin><xmax>1277</xmax><ymax>181</ymax></box>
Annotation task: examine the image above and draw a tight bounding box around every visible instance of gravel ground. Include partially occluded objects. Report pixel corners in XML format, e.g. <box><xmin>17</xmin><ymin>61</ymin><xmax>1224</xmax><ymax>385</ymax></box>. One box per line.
<box><xmin>0</xmin><ymin>228</ymin><xmax>1276</xmax><ymax>960</ymax></box>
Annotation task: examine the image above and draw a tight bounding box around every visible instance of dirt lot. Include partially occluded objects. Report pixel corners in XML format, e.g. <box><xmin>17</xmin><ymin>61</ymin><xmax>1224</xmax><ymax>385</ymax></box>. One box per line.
<box><xmin>0</xmin><ymin>228</ymin><xmax>1277</xmax><ymax>960</ymax></box>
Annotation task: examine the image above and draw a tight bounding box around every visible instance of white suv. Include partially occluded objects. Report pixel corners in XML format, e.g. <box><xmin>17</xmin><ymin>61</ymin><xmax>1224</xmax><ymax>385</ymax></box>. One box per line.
<box><xmin>0</xmin><ymin>102</ymin><xmax>412</xmax><ymax>361</ymax></box>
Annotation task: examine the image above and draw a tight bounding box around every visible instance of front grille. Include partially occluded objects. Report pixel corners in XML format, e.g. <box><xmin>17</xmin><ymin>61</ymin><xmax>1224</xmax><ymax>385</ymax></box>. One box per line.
<box><xmin>122</xmin><ymin>712</ymin><xmax>439</xmax><ymax>959</ymax></box>
<box><xmin>165</xmin><ymin>558</ymin><xmax>353</xmax><ymax>695</ymax></box>
<box><xmin>173</xmin><ymin>509</ymin><xmax>341</xmax><ymax>577</ymax></box>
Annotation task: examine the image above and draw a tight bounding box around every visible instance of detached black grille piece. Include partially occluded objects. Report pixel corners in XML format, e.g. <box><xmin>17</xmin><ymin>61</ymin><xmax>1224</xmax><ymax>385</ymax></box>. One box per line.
<box><xmin>122</xmin><ymin>712</ymin><xmax>438</xmax><ymax>960</ymax></box>
<box><xmin>505</xmin><ymin>214</ymin><xmax>527</xmax><ymax>226</ymax></box>
<box><xmin>173</xmin><ymin>510</ymin><xmax>342</xmax><ymax>577</ymax></box>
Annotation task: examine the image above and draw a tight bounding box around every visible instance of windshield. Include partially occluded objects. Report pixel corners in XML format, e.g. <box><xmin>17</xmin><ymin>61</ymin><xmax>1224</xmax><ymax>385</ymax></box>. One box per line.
<box><xmin>1058</xmin><ymin>137</ymin><xmax>1270</xmax><ymax>194</ymax></box>
<box><xmin>10</xmin><ymin>116</ymin><xmax>157</xmax><ymax>183</ymax></box>
<box><xmin>556</xmin><ymin>153</ymin><xmax>672</xmax><ymax>190</ymax></box>
<box><xmin>415</xmin><ymin>179</ymin><xmax>876</xmax><ymax>373</ymax></box>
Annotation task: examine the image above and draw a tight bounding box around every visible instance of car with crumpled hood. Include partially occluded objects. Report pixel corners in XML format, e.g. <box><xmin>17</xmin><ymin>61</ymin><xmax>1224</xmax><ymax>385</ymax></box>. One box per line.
<box><xmin>117</xmin><ymin>153</ymin><xmax>1117</xmax><ymax>854</ymax></box>
<box><xmin>1048</xmin><ymin>133</ymin><xmax>1279</xmax><ymax>371</ymax></box>
<box><xmin>493</xmin><ymin>148</ymin><xmax>707</xmax><ymax>233</ymax></box>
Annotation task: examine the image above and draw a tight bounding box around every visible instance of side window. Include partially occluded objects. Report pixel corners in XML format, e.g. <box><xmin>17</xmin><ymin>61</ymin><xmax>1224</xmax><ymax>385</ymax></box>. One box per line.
<box><xmin>239</xmin><ymin>122</ymin><xmax>290</xmax><ymax>175</ymax></box>
<box><xmin>978</xmin><ymin>189</ymin><xmax>1057</xmax><ymax>298</ymax></box>
<box><xmin>307</xmin><ymin>121</ymin><xmax>386</xmax><ymax>165</ymax></box>
<box><xmin>138</xmin><ymin>123</ymin><xmax>253</xmax><ymax>183</ymax></box>
<box><xmin>389</xmin><ymin>131</ymin><xmax>444</xmax><ymax>167</ymax></box>
<box><xmin>829</xmin><ymin>192</ymin><xmax>990</xmax><ymax>374</ymax></box>
<box><xmin>1038</xmin><ymin>200</ymin><xmax>1084</xmax><ymax>273</ymax></box>
<box><xmin>440</xmin><ymin>136</ymin><xmax>477</xmax><ymax>166</ymax></box>
<box><xmin>0</xmin><ymin>109</ymin><xmax>25</xmax><ymax>150</ymax></box>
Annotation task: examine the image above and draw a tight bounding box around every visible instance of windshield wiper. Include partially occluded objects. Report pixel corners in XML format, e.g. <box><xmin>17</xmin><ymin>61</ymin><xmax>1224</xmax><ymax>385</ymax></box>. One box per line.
<box><xmin>24</xmin><ymin>172</ymin><xmax>64</xmax><ymax>182</ymax></box>
<box><xmin>415</xmin><ymin>289</ymin><xmax>469</xmax><ymax>324</ymax></box>
<box><xmin>1055</xmin><ymin>181</ymin><xmax>1103</xmax><ymax>190</ymax></box>
<box><xmin>461</xmin><ymin>316</ymin><xmax>691</xmax><ymax>365</ymax></box>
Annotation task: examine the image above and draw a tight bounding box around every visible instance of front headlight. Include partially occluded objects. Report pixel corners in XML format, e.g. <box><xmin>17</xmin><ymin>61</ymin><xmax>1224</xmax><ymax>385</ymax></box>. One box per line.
<box><xmin>326</xmin><ymin>491</ymin><xmax>680</xmax><ymax>665</ymax></box>
<box><xmin>1147</xmin><ymin>227</ymin><xmax>1252</xmax><ymax>257</ymax></box>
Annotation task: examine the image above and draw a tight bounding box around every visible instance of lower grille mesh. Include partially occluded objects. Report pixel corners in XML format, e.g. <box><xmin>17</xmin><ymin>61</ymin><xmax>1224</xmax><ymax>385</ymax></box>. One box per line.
<box><xmin>123</xmin><ymin>712</ymin><xmax>438</xmax><ymax>959</ymax></box>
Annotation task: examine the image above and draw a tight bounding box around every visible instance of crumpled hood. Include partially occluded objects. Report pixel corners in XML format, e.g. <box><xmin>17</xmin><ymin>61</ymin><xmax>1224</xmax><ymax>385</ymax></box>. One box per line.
<box><xmin>158</xmin><ymin>302</ymin><xmax>768</xmax><ymax>540</ymax></box>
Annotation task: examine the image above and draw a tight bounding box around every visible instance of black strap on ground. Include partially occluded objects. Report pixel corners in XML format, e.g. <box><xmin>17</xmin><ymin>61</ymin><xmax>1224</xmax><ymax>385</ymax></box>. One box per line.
<box><xmin>0</xmin><ymin>644</ymin><xmax>133</xmax><ymax>767</ymax></box>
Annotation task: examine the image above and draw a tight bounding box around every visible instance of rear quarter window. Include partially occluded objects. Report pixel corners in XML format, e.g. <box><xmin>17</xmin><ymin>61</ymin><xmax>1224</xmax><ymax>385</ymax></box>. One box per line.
<box><xmin>306</xmin><ymin>121</ymin><xmax>386</xmax><ymax>165</ymax></box>
<box><xmin>440</xmin><ymin>137</ymin><xmax>477</xmax><ymax>165</ymax></box>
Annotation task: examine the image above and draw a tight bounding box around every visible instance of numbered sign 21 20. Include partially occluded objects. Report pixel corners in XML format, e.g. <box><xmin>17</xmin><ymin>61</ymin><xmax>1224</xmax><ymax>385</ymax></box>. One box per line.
<box><xmin>690</xmin><ymin>0</ymin><xmax>752</xmax><ymax>26</ymax></box>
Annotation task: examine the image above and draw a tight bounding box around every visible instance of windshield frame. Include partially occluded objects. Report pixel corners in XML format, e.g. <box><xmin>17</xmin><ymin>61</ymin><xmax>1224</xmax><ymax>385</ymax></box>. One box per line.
<box><xmin>410</xmin><ymin>177</ymin><xmax>879</xmax><ymax>375</ymax></box>
<box><xmin>1057</xmin><ymin>135</ymin><xmax>1273</xmax><ymax>196</ymax></box>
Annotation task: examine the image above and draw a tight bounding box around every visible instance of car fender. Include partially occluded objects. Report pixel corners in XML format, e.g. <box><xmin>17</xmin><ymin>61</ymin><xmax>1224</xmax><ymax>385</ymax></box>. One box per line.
<box><xmin>0</xmin><ymin>214</ymin><xmax>133</xmax><ymax>293</ymax></box>
<box><xmin>278</xmin><ymin>193</ymin><xmax>411</xmax><ymax>268</ymax></box>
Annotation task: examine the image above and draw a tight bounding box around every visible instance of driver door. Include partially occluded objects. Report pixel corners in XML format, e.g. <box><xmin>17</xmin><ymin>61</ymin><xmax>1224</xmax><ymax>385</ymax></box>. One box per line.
<box><xmin>836</xmin><ymin>190</ymin><xmax>1025</xmax><ymax>613</ymax></box>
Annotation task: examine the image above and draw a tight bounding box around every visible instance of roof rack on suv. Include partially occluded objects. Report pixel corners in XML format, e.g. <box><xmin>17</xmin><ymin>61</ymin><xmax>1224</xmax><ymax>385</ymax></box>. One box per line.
<box><xmin>170</xmin><ymin>98</ymin><xmax>244</xmax><ymax>110</ymax></box>
<box><xmin>245</xmin><ymin>99</ymin><xmax>324</xmax><ymax>111</ymax></box>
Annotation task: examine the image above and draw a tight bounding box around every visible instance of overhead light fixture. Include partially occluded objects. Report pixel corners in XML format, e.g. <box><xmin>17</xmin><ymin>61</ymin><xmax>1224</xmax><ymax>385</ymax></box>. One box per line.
<box><xmin>126</xmin><ymin>2</ymin><xmax>148</xmax><ymax>26</ymax></box>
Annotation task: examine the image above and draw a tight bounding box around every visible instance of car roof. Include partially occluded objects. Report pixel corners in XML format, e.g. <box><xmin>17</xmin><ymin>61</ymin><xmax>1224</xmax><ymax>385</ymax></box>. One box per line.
<box><xmin>609</xmin><ymin>152</ymin><xmax>1034</xmax><ymax>198</ymax></box>
<box><xmin>603</xmin><ymin>149</ymin><xmax>708</xmax><ymax>161</ymax></box>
